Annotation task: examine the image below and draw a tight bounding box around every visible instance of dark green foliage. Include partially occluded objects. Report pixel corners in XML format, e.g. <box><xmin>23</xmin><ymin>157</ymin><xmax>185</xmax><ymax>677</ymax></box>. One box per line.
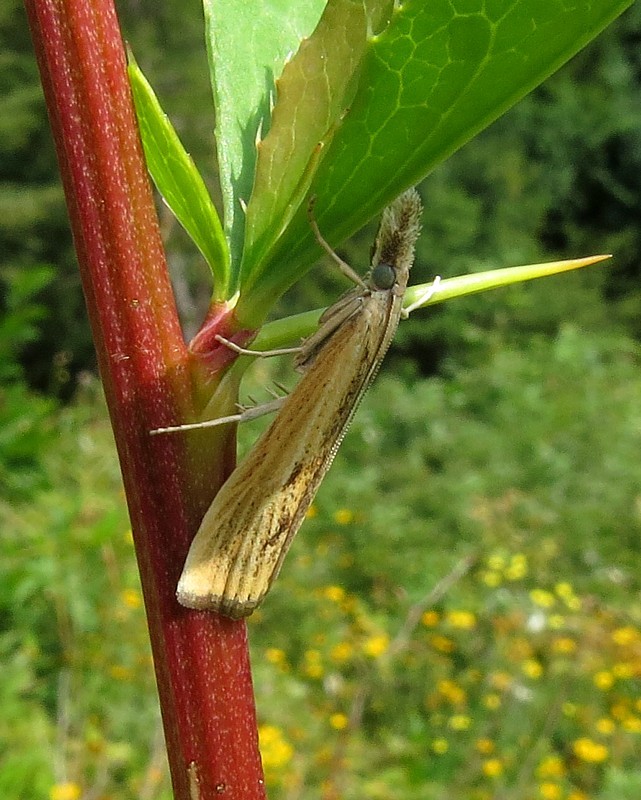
<box><xmin>0</xmin><ymin>265</ymin><xmax>57</xmax><ymax>500</ymax></box>
<box><xmin>1</xmin><ymin>0</ymin><xmax>89</xmax><ymax>396</ymax></box>
<box><xmin>3</xmin><ymin>0</ymin><xmax>216</xmax><ymax>393</ymax></box>
<box><xmin>0</xmin><ymin>382</ymin><xmax>160</xmax><ymax>800</ymax></box>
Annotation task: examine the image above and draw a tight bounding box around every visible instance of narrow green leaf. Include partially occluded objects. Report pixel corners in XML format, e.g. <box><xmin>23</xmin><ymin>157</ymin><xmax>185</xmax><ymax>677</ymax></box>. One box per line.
<box><xmin>251</xmin><ymin>255</ymin><xmax>611</xmax><ymax>352</ymax></box>
<box><xmin>235</xmin><ymin>0</ymin><xmax>633</xmax><ymax>326</ymax></box>
<box><xmin>128</xmin><ymin>56</ymin><xmax>230</xmax><ymax>298</ymax></box>
<box><xmin>405</xmin><ymin>255</ymin><xmax>612</xmax><ymax>310</ymax></box>
<box><xmin>203</xmin><ymin>0</ymin><xmax>327</xmax><ymax>270</ymax></box>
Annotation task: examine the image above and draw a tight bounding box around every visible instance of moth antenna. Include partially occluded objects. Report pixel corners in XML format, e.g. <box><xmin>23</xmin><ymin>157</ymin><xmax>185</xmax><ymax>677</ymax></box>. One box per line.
<box><xmin>307</xmin><ymin>198</ymin><xmax>367</xmax><ymax>288</ymax></box>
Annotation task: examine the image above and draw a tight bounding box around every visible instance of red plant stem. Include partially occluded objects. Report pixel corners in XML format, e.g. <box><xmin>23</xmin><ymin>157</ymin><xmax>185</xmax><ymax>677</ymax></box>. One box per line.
<box><xmin>24</xmin><ymin>1</ymin><xmax>266</xmax><ymax>797</ymax></box>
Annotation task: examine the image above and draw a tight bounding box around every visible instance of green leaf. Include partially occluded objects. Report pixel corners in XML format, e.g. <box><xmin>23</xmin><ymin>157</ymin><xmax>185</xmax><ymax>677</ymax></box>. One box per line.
<box><xmin>203</xmin><ymin>0</ymin><xmax>327</xmax><ymax>271</ymax></box>
<box><xmin>241</xmin><ymin>0</ymin><xmax>393</xmax><ymax>283</ymax></box>
<box><xmin>127</xmin><ymin>55</ymin><xmax>230</xmax><ymax>298</ymax></box>
<box><xmin>251</xmin><ymin>254</ymin><xmax>611</xmax><ymax>351</ymax></box>
<box><xmin>404</xmin><ymin>254</ymin><xmax>612</xmax><ymax>310</ymax></box>
<box><xmin>234</xmin><ymin>0</ymin><xmax>633</xmax><ymax>325</ymax></box>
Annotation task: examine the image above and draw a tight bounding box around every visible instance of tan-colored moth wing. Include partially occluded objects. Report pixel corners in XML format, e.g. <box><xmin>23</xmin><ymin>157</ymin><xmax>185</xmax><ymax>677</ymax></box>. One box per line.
<box><xmin>177</xmin><ymin>189</ymin><xmax>423</xmax><ymax>618</ymax></box>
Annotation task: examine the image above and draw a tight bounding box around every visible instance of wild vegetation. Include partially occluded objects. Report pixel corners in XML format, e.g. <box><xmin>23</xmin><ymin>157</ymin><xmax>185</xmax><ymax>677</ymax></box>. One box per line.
<box><xmin>2</xmin><ymin>1</ymin><xmax>640</xmax><ymax>798</ymax></box>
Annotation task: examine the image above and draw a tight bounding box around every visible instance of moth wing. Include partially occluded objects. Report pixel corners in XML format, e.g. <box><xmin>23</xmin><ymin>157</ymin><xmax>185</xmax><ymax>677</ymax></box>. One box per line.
<box><xmin>176</xmin><ymin>428</ymin><xmax>327</xmax><ymax>618</ymax></box>
<box><xmin>214</xmin><ymin>455</ymin><xmax>326</xmax><ymax>617</ymax></box>
<box><xmin>178</xmin><ymin>295</ymin><xmax>395</xmax><ymax>618</ymax></box>
<box><xmin>176</xmin><ymin>455</ymin><xmax>290</xmax><ymax>615</ymax></box>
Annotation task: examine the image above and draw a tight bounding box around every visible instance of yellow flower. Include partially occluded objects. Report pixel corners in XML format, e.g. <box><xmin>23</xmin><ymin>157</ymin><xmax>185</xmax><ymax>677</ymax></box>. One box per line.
<box><xmin>537</xmin><ymin>755</ymin><xmax>565</xmax><ymax>778</ymax></box>
<box><xmin>50</xmin><ymin>783</ymin><xmax>81</xmax><ymax>800</ymax></box>
<box><xmin>438</xmin><ymin>680</ymin><xmax>467</xmax><ymax>705</ymax></box>
<box><xmin>333</xmin><ymin>508</ymin><xmax>353</xmax><ymax>525</ymax></box>
<box><xmin>446</xmin><ymin>610</ymin><xmax>477</xmax><ymax>630</ymax></box>
<box><xmin>329</xmin><ymin>713</ymin><xmax>349</xmax><ymax>730</ymax></box>
<box><xmin>483</xmin><ymin>693</ymin><xmax>502</xmax><ymax>711</ymax></box>
<box><xmin>622</xmin><ymin>716</ymin><xmax>641</xmax><ymax>733</ymax></box>
<box><xmin>330</xmin><ymin>642</ymin><xmax>353</xmax><ymax>663</ymax></box>
<box><xmin>612</xmin><ymin>626</ymin><xmax>640</xmax><ymax>646</ymax></box>
<box><xmin>363</xmin><ymin>633</ymin><xmax>389</xmax><ymax>658</ymax></box>
<box><xmin>121</xmin><ymin>589</ymin><xmax>142</xmax><ymax>609</ymax></box>
<box><xmin>323</xmin><ymin>585</ymin><xmax>345</xmax><ymax>603</ymax></box>
<box><xmin>431</xmin><ymin>738</ymin><xmax>449</xmax><ymax>754</ymax></box>
<box><xmin>490</xmin><ymin>671</ymin><xmax>513</xmax><ymax>691</ymax></box>
<box><xmin>572</xmin><ymin>737</ymin><xmax>609</xmax><ymax>763</ymax></box>
<box><xmin>539</xmin><ymin>781</ymin><xmax>562</xmax><ymax>799</ymax></box>
<box><xmin>421</xmin><ymin>610</ymin><xmax>440</xmax><ymax>627</ymax></box>
<box><xmin>549</xmin><ymin>614</ymin><xmax>566</xmax><ymax>629</ymax></box>
<box><xmin>505</xmin><ymin>554</ymin><xmax>528</xmax><ymax>580</ymax></box>
<box><xmin>448</xmin><ymin>714</ymin><xmax>471</xmax><ymax>731</ymax></box>
<box><xmin>593</xmin><ymin>670</ymin><xmax>614</xmax><ymax>690</ymax></box>
<box><xmin>486</xmin><ymin>553</ymin><xmax>506</xmax><ymax>571</ymax></box>
<box><xmin>522</xmin><ymin>659</ymin><xmax>543</xmax><ymax>679</ymax></box>
<box><xmin>481</xmin><ymin>570</ymin><xmax>502</xmax><ymax>588</ymax></box>
<box><xmin>554</xmin><ymin>582</ymin><xmax>574</xmax><ymax>599</ymax></box>
<box><xmin>475</xmin><ymin>738</ymin><xmax>495</xmax><ymax>755</ymax></box>
<box><xmin>303</xmin><ymin>649</ymin><xmax>323</xmax><ymax>679</ymax></box>
<box><xmin>258</xmin><ymin>725</ymin><xmax>293</xmax><ymax>770</ymax></box>
<box><xmin>530</xmin><ymin>589</ymin><xmax>555</xmax><ymax>609</ymax></box>
<box><xmin>481</xmin><ymin>758</ymin><xmax>503</xmax><ymax>777</ymax></box>
<box><xmin>430</xmin><ymin>635</ymin><xmax>455</xmax><ymax>654</ymax></box>
<box><xmin>595</xmin><ymin>718</ymin><xmax>615</xmax><ymax>735</ymax></box>
<box><xmin>613</xmin><ymin>662</ymin><xmax>634</xmax><ymax>679</ymax></box>
<box><xmin>265</xmin><ymin>648</ymin><xmax>287</xmax><ymax>665</ymax></box>
<box><xmin>552</xmin><ymin>637</ymin><xmax>576</xmax><ymax>655</ymax></box>
<box><xmin>305</xmin><ymin>505</ymin><xmax>318</xmax><ymax>519</ymax></box>
<box><xmin>610</xmin><ymin>701</ymin><xmax>630</xmax><ymax>720</ymax></box>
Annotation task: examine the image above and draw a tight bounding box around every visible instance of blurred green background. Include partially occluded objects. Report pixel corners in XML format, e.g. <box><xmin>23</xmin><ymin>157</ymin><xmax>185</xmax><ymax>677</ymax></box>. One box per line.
<box><xmin>2</xmin><ymin>1</ymin><xmax>641</xmax><ymax>798</ymax></box>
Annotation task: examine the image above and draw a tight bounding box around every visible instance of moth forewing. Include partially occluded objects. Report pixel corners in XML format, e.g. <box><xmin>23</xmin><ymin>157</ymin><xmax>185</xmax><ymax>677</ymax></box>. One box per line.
<box><xmin>177</xmin><ymin>302</ymin><xmax>388</xmax><ymax>617</ymax></box>
<box><xmin>177</xmin><ymin>189</ymin><xmax>423</xmax><ymax>618</ymax></box>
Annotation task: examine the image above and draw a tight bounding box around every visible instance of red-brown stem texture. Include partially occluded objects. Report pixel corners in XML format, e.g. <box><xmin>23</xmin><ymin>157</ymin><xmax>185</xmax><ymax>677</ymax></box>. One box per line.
<box><xmin>24</xmin><ymin>1</ymin><xmax>266</xmax><ymax>797</ymax></box>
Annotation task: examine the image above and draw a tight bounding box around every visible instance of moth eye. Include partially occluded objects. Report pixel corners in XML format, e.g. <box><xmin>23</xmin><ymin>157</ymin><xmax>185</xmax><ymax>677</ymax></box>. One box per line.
<box><xmin>371</xmin><ymin>261</ymin><xmax>396</xmax><ymax>290</ymax></box>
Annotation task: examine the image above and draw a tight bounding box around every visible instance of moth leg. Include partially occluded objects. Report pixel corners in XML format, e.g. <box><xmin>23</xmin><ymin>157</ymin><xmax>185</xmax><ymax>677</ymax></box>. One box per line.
<box><xmin>268</xmin><ymin>380</ymin><xmax>290</xmax><ymax>398</ymax></box>
<box><xmin>215</xmin><ymin>334</ymin><xmax>301</xmax><ymax>359</ymax></box>
<box><xmin>402</xmin><ymin>275</ymin><xmax>442</xmax><ymax>318</ymax></box>
<box><xmin>295</xmin><ymin>292</ymin><xmax>363</xmax><ymax>369</ymax></box>
<box><xmin>308</xmin><ymin>197</ymin><xmax>368</xmax><ymax>289</ymax></box>
<box><xmin>150</xmin><ymin>396</ymin><xmax>285</xmax><ymax>435</ymax></box>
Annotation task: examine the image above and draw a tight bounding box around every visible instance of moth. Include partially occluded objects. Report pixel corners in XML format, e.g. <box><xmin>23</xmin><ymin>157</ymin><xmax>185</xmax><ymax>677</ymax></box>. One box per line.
<box><xmin>176</xmin><ymin>189</ymin><xmax>431</xmax><ymax>618</ymax></box>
